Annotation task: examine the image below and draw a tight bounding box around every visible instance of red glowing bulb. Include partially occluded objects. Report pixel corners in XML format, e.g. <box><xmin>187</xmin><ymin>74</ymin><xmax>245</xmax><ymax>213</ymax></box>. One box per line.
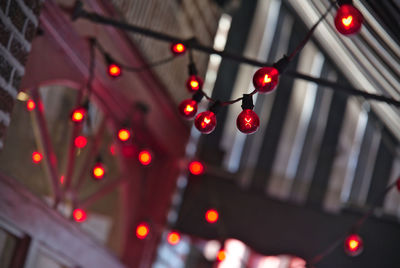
<box><xmin>186</xmin><ymin>75</ymin><xmax>203</xmax><ymax>92</ymax></box>
<box><xmin>171</xmin><ymin>43</ymin><xmax>186</xmax><ymax>55</ymax></box>
<box><xmin>74</xmin><ymin>136</ymin><xmax>87</xmax><ymax>148</ymax></box>
<box><xmin>136</xmin><ymin>223</ymin><xmax>150</xmax><ymax>239</ymax></box>
<box><xmin>138</xmin><ymin>150</ymin><xmax>152</xmax><ymax>166</ymax></box>
<box><xmin>189</xmin><ymin>161</ymin><xmax>204</xmax><ymax>175</ymax></box>
<box><xmin>108</xmin><ymin>63</ymin><xmax>121</xmax><ymax>77</ymax></box>
<box><xmin>167</xmin><ymin>231</ymin><xmax>181</xmax><ymax>245</ymax></box>
<box><xmin>344</xmin><ymin>234</ymin><xmax>363</xmax><ymax>256</ymax></box>
<box><xmin>253</xmin><ymin>67</ymin><xmax>279</xmax><ymax>93</ymax></box>
<box><xmin>205</xmin><ymin>209</ymin><xmax>219</xmax><ymax>223</ymax></box>
<box><xmin>118</xmin><ymin>129</ymin><xmax>131</xmax><ymax>141</ymax></box>
<box><xmin>32</xmin><ymin>151</ymin><xmax>43</xmax><ymax>164</ymax></box>
<box><xmin>26</xmin><ymin>99</ymin><xmax>35</xmax><ymax>111</ymax></box>
<box><xmin>195</xmin><ymin>111</ymin><xmax>217</xmax><ymax>134</ymax></box>
<box><xmin>71</xmin><ymin>107</ymin><xmax>86</xmax><ymax>123</ymax></box>
<box><xmin>334</xmin><ymin>5</ymin><xmax>363</xmax><ymax>35</ymax></box>
<box><xmin>92</xmin><ymin>163</ymin><xmax>105</xmax><ymax>180</ymax></box>
<box><xmin>73</xmin><ymin>208</ymin><xmax>87</xmax><ymax>222</ymax></box>
<box><xmin>179</xmin><ymin>99</ymin><xmax>198</xmax><ymax>119</ymax></box>
<box><xmin>237</xmin><ymin>109</ymin><xmax>260</xmax><ymax>134</ymax></box>
<box><xmin>217</xmin><ymin>250</ymin><xmax>226</xmax><ymax>262</ymax></box>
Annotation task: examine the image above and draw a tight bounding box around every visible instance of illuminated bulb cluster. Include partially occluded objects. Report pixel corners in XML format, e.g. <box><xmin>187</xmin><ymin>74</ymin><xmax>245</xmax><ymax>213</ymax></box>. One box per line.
<box><xmin>334</xmin><ymin>3</ymin><xmax>363</xmax><ymax>35</ymax></box>
<box><xmin>344</xmin><ymin>234</ymin><xmax>363</xmax><ymax>256</ymax></box>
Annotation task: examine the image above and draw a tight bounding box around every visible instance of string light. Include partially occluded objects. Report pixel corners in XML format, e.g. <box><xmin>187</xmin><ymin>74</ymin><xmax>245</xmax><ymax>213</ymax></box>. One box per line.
<box><xmin>195</xmin><ymin>111</ymin><xmax>217</xmax><ymax>134</ymax></box>
<box><xmin>118</xmin><ymin>128</ymin><xmax>131</xmax><ymax>142</ymax></box>
<box><xmin>92</xmin><ymin>159</ymin><xmax>105</xmax><ymax>180</ymax></box>
<box><xmin>167</xmin><ymin>231</ymin><xmax>181</xmax><ymax>245</ymax></box>
<box><xmin>205</xmin><ymin>209</ymin><xmax>219</xmax><ymax>224</ymax></box>
<box><xmin>71</xmin><ymin>107</ymin><xmax>86</xmax><ymax>123</ymax></box>
<box><xmin>138</xmin><ymin>150</ymin><xmax>152</xmax><ymax>166</ymax></box>
<box><xmin>171</xmin><ymin>42</ymin><xmax>186</xmax><ymax>55</ymax></box>
<box><xmin>74</xmin><ymin>136</ymin><xmax>87</xmax><ymax>148</ymax></box>
<box><xmin>344</xmin><ymin>234</ymin><xmax>363</xmax><ymax>256</ymax></box>
<box><xmin>334</xmin><ymin>3</ymin><xmax>363</xmax><ymax>35</ymax></box>
<box><xmin>136</xmin><ymin>223</ymin><xmax>150</xmax><ymax>239</ymax></box>
<box><xmin>186</xmin><ymin>75</ymin><xmax>203</xmax><ymax>92</ymax></box>
<box><xmin>216</xmin><ymin>250</ymin><xmax>226</xmax><ymax>262</ymax></box>
<box><xmin>253</xmin><ymin>67</ymin><xmax>279</xmax><ymax>93</ymax></box>
<box><xmin>26</xmin><ymin>99</ymin><xmax>35</xmax><ymax>111</ymax></box>
<box><xmin>73</xmin><ymin>208</ymin><xmax>87</xmax><ymax>222</ymax></box>
<box><xmin>32</xmin><ymin>151</ymin><xmax>43</xmax><ymax>164</ymax></box>
<box><xmin>236</xmin><ymin>94</ymin><xmax>260</xmax><ymax>134</ymax></box>
<box><xmin>189</xmin><ymin>161</ymin><xmax>204</xmax><ymax>175</ymax></box>
<box><xmin>178</xmin><ymin>91</ymin><xmax>204</xmax><ymax>120</ymax></box>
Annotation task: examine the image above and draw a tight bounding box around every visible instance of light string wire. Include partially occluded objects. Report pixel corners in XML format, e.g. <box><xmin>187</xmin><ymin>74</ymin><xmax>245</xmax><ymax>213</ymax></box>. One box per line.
<box><xmin>72</xmin><ymin>1</ymin><xmax>400</xmax><ymax>108</ymax></box>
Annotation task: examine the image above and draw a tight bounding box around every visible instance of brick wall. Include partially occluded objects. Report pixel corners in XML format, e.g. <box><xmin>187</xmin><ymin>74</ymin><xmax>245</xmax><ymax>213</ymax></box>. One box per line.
<box><xmin>0</xmin><ymin>0</ymin><xmax>41</xmax><ymax>149</ymax></box>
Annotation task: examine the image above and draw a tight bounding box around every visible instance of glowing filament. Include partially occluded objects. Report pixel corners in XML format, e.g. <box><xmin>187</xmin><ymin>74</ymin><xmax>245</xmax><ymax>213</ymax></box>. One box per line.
<box><xmin>264</xmin><ymin>74</ymin><xmax>271</xmax><ymax>84</ymax></box>
<box><xmin>342</xmin><ymin>16</ymin><xmax>353</xmax><ymax>27</ymax></box>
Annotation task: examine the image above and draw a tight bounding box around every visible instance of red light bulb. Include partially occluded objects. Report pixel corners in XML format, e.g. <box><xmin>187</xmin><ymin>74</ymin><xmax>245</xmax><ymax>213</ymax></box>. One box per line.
<box><xmin>179</xmin><ymin>99</ymin><xmax>198</xmax><ymax>119</ymax></box>
<box><xmin>205</xmin><ymin>209</ymin><xmax>219</xmax><ymax>223</ymax></box>
<box><xmin>335</xmin><ymin>4</ymin><xmax>363</xmax><ymax>35</ymax></box>
<box><xmin>92</xmin><ymin>163</ymin><xmax>105</xmax><ymax>180</ymax></box>
<box><xmin>189</xmin><ymin>161</ymin><xmax>204</xmax><ymax>175</ymax></box>
<box><xmin>138</xmin><ymin>150</ymin><xmax>152</xmax><ymax>166</ymax></box>
<box><xmin>118</xmin><ymin>128</ymin><xmax>131</xmax><ymax>142</ymax></box>
<box><xmin>32</xmin><ymin>151</ymin><xmax>43</xmax><ymax>164</ymax></box>
<box><xmin>167</xmin><ymin>231</ymin><xmax>181</xmax><ymax>245</ymax></box>
<box><xmin>136</xmin><ymin>223</ymin><xmax>150</xmax><ymax>239</ymax></box>
<box><xmin>74</xmin><ymin>136</ymin><xmax>87</xmax><ymax>148</ymax></box>
<box><xmin>71</xmin><ymin>107</ymin><xmax>86</xmax><ymax>123</ymax></box>
<box><xmin>237</xmin><ymin>109</ymin><xmax>260</xmax><ymax>134</ymax></box>
<box><xmin>171</xmin><ymin>43</ymin><xmax>186</xmax><ymax>55</ymax></box>
<box><xmin>217</xmin><ymin>250</ymin><xmax>226</xmax><ymax>262</ymax></box>
<box><xmin>195</xmin><ymin>111</ymin><xmax>217</xmax><ymax>134</ymax></box>
<box><xmin>253</xmin><ymin>67</ymin><xmax>279</xmax><ymax>93</ymax></box>
<box><xmin>26</xmin><ymin>99</ymin><xmax>35</xmax><ymax>111</ymax></box>
<box><xmin>108</xmin><ymin>63</ymin><xmax>121</xmax><ymax>77</ymax></box>
<box><xmin>344</xmin><ymin>234</ymin><xmax>363</xmax><ymax>256</ymax></box>
<box><xmin>186</xmin><ymin>75</ymin><xmax>203</xmax><ymax>92</ymax></box>
<box><xmin>73</xmin><ymin>208</ymin><xmax>87</xmax><ymax>222</ymax></box>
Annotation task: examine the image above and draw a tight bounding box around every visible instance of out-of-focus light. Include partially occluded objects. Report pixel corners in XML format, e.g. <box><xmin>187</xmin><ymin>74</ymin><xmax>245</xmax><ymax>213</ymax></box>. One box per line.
<box><xmin>189</xmin><ymin>161</ymin><xmax>204</xmax><ymax>175</ymax></box>
<box><xmin>73</xmin><ymin>208</ymin><xmax>87</xmax><ymax>222</ymax></box>
<box><xmin>167</xmin><ymin>231</ymin><xmax>181</xmax><ymax>245</ymax></box>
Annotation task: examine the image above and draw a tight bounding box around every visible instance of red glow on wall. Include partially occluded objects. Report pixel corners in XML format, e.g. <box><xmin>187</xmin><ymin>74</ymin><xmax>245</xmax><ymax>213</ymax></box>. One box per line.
<box><xmin>171</xmin><ymin>43</ymin><xmax>186</xmax><ymax>55</ymax></box>
<box><xmin>136</xmin><ymin>223</ymin><xmax>149</xmax><ymax>239</ymax></box>
<box><xmin>108</xmin><ymin>63</ymin><xmax>121</xmax><ymax>77</ymax></box>
<box><xmin>205</xmin><ymin>209</ymin><xmax>219</xmax><ymax>223</ymax></box>
<box><xmin>118</xmin><ymin>129</ymin><xmax>131</xmax><ymax>141</ymax></box>
<box><xmin>74</xmin><ymin>136</ymin><xmax>87</xmax><ymax>148</ymax></box>
<box><xmin>138</xmin><ymin>150</ymin><xmax>152</xmax><ymax>165</ymax></box>
<box><xmin>167</xmin><ymin>231</ymin><xmax>181</xmax><ymax>245</ymax></box>
<box><xmin>189</xmin><ymin>161</ymin><xmax>204</xmax><ymax>175</ymax></box>
<box><xmin>60</xmin><ymin>175</ymin><xmax>64</xmax><ymax>184</ymax></box>
<box><xmin>32</xmin><ymin>151</ymin><xmax>43</xmax><ymax>164</ymax></box>
<box><xmin>26</xmin><ymin>99</ymin><xmax>36</xmax><ymax>111</ymax></box>
<box><xmin>73</xmin><ymin>208</ymin><xmax>87</xmax><ymax>222</ymax></box>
